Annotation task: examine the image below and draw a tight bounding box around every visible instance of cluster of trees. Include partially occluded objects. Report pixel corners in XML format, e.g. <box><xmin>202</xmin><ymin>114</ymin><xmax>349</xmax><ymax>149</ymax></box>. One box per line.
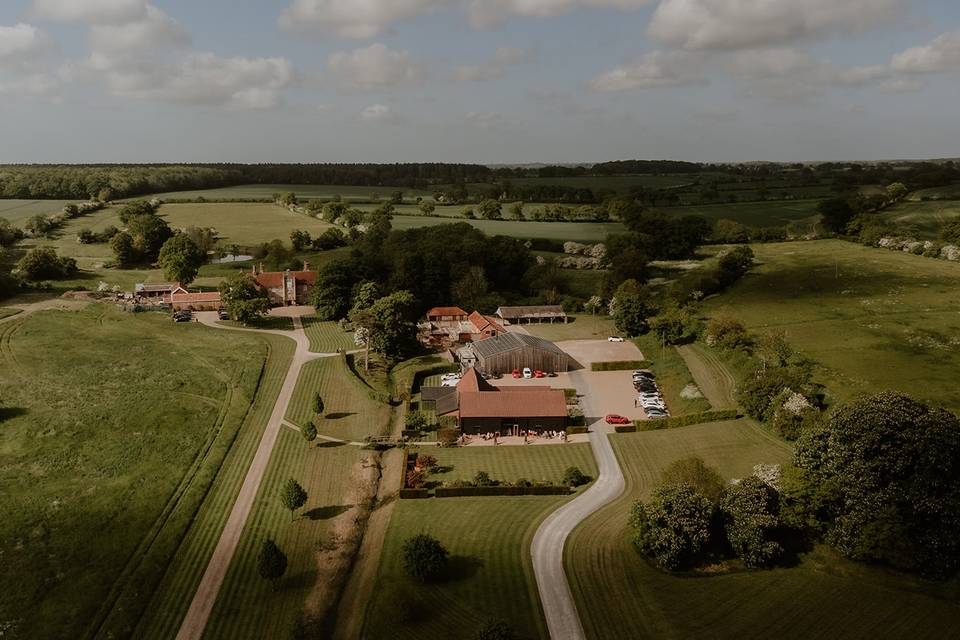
<box><xmin>218</xmin><ymin>272</ymin><xmax>269</xmax><ymax>324</ymax></box>
<box><xmin>711</xmin><ymin>218</ymin><xmax>787</xmax><ymax>244</ymax></box>
<box><xmin>631</xmin><ymin>457</ymin><xmax>783</xmax><ymax>570</ymax></box>
<box><xmin>110</xmin><ymin>200</ymin><xmax>173</xmax><ymax>267</ymax></box>
<box><xmin>15</xmin><ymin>247</ymin><xmax>78</xmax><ymax>280</ymax></box>
<box><xmin>817</xmin><ymin>182</ymin><xmax>909</xmax><ymax>239</ymax></box>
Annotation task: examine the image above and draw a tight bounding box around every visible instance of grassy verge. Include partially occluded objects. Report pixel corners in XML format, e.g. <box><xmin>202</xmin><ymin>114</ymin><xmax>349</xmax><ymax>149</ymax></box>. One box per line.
<box><xmin>416</xmin><ymin>443</ymin><xmax>597</xmax><ymax>486</ymax></box>
<box><xmin>567</xmin><ymin>421</ymin><xmax>960</xmax><ymax>638</ymax></box>
<box><xmin>301</xmin><ymin>316</ymin><xmax>356</xmax><ymax>353</ymax></box>
<box><xmin>0</xmin><ymin>307</ymin><xmax>270</xmax><ymax>640</ymax></box>
<box><xmin>284</xmin><ymin>356</ymin><xmax>394</xmax><ymax>442</ymax></box>
<box><xmin>221</xmin><ymin>316</ymin><xmax>294</xmax><ymax>331</ymax></box>
<box><xmin>134</xmin><ymin>334</ymin><xmax>295</xmax><ymax>640</ymax></box>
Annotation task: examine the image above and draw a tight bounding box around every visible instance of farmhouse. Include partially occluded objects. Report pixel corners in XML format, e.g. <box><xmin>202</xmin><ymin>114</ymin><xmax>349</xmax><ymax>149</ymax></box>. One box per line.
<box><xmin>418</xmin><ymin>307</ymin><xmax>506</xmax><ymax>348</ymax></box>
<box><xmin>134</xmin><ymin>282</ymin><xmax>179</xmax><ymax>300</ymax></box>
<box><xmin>495</xmin><ymin>305</ymin><xmax>567</xmax><ymax>325</ymax></box>
<box><xmin>436</xmin><ymin>368</ymin><xmax>567</xmax><ymax>434</ymax></box>
<box><xmin>253</xmin><ymin>263</ymin><xmax>316</xmax><ymax>306</ymax></box>
<box><xmin>458</xmin><ymin>332</ymin><xmax>573</xmax><ymax>375</ymax></box>
<box><xmin>164</xmin><ymin>288</ymin><xmax>222</xmax><ymax>311</ymax></box>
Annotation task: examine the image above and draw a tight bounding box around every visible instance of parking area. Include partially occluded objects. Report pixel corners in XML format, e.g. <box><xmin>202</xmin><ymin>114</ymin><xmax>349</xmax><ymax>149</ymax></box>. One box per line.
<box><xmin>555</xmin><ymin>339</ymin><xmax>645</xmax><ymax>368</ymax></box>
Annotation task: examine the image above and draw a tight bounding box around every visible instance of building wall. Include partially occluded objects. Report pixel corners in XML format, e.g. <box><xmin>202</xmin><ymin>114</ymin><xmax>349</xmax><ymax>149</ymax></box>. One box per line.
<box><xmin>476</xmin><ymin>347</ymin><xmax>569</xmax><ymax>374</ymax></box>
<box><xmin>460</xmin><ymin>415</ymin><xmax>565</xmax><ymax>434</ymax></box>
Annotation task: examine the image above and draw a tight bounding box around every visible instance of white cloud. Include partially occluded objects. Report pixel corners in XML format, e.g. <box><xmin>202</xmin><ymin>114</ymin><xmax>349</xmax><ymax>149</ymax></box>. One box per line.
<box><xmin>891</xmin><ymin>30</ymin><xmax>960</xmax><ymax>74</ymax></box>
<box><xmin>360</xmin><ymin>103</ymin><xmax>396</xmax><ymax>122</ymax></box>
<box><xmin>0</xmin><ymin>23</ymin><xmax>55</xmax><ymax>71</ymax></box>
<box><xmin>279</xmin><ymin>0</ymin><xmax>446</xmax><ymax>38</ymax></box>
<box><xmin>89</xmin><ymin>4</ymin><xmax>189</xmax><ymax>53</ymax></box>
<box><xmin>729</xmin><ymin>48</ymin><xmax>888</xmax><ymax>100</ymax></box>
<box><xmin>88</xmin><ymin>52</ymin><xmax>294</xmax><ymax>109</ymax></box>
<box><xmin>328</xmin><ymin>43</ymin><xmax>423</xmax><ymax>90</ymax></box>
<box><xmin>469</xmin><ymin>0</ymin><xmax>653</xmax><ymax>29</ymax></box>
<box><xmin>32</xmin><ymin>0</ymin><xmax>147</xmax><ymax>24</ymax></box>
<box><xmin>455</xmin><ymin>46</ymin><xmax>531</xmax><ymax>81</ymax></box>
<box><xmin>465</xmin><ymin>110</ymin><xmax>514</xmax><ymax>129</ymax></box>
<box><xmin>0</xmin><ymin>72</ymin><xmax>60</xmax><ymax>98</ymax></box>
<box><xmin>648</xmin><ymin>0</ymin><xmax>903</xmax><ymax>50</ymax></box>
<box><xmin>590</xmin><ymin>50</ymin><xmax>705</xmax><ymax>91</ymax></box>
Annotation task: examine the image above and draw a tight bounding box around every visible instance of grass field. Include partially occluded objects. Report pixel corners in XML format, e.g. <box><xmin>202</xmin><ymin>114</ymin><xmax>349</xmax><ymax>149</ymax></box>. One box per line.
<box><xmin>522</xmin><ymin>313</ymin><xmax>618</xmax><ymax>341</ymax></box>
<box><xmin>134</xmin><ymin>333</ymin><xmax>295</xmax><ymax>640</ymax></box>
<box><xmin>301</xmin><ymin>316</ymin><xmax>357</xmax><ymax>353</ymax></box>
<box><xmin>284</xmin><ymin>356</ymin><xmax>393</xmax><ymax>442</ymax></box>
<box><xmin>364</xmin><ymin>443</ymin><xmax>597</xmax><ymax>640</ymax></box>
<box><xmin>389</xmin><ymin>216</ymin><xmax>625</xmax><ymax>242</ymax></box>
<box><xmin>158</xmin><ymin>202</ymin><xmax>334</xmax><ymax>246</ymax></box>
<box><xmin>0</xmin><ymin>199</ymin><xmax>76</xmax><ymax>225</ymax></box>
<box><xmin>703</xmin><ymin>239</ymin><xmax>960</xmax><ymax>411</ymax></box>
<box><xmin>145</xmin><ymin>184</ymin><xmax>435</xmax><ymax>202</ymax></box>
<box><xmin>880</xmin><ymin>200</ymin><xmax>960</xmax><ymax>239</ymax></box>
<box><xmin>203</xmin><ymin>430</ymin><xmax>366</xmax><ymax>639</ymax></box>
<box><xmin>566</xmin><ymin>421</ymin><xmax>960</xmax><ymax>639</ymax></box>
<box><xmin>662</xmin><ymin>199</ymin><xmax>821</xmax><ymax>229</ymax></box>
<box><xmin>0</xmin><ymin>307</ymin><xmax>20</xmax><ymax>319</ymax></box>
<box><xmin>0</xmin><ymin>307</ymin><xmax>273</xmax><ymax>640</ymax></box>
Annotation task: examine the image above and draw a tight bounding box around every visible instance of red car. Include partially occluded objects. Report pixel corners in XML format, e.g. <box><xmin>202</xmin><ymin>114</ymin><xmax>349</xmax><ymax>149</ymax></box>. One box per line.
<box><xmin>605</xmin><ymin>413</ymin><xmax>631</xmax><ymax>425</ymax></box>
<box><xmin>511</xmin><ymin>368</ymin><xmax>521</xmax><ymax>378</ymax></box>
<box><xmin>534</xmin><ymin>369</ymin><xmax>546</xmax><ymax>378</ymax></box>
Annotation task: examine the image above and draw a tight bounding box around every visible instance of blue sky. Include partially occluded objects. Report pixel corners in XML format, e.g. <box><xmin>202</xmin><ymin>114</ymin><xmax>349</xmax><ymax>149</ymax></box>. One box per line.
<box><xmin>1</xmin><ymin>0</ymin><xmax>959</xmax><ymax>163</ymax></box>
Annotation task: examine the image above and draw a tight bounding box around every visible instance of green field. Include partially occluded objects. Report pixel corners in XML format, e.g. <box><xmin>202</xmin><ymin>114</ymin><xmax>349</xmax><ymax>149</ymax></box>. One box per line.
<box><xmin>566</xmin><ymin>422</ymin><xmax>960</xmax><ymax>639</ymax></box>
<box><xmin>146</xmin><ymin>184</ymin><xmax>435</xmax><ymax>202</ymax></box>
<box><xmin>204</xmin><ymin>430</ymin><xmax>366</xmax><ymax>639</ymax></box>
<box><xmin>0</xmin><ymin>199</ymin><xmax>76</xmax><ymax>225</ymax></box>
<box><xmin>522</xmin><ymin>312</ymin><xmax>618</xmax><ymax>341</ymax></box>
<box><xmin>662</xmin><ymin>199</ymin><xmax>821</xmax><ymax>230</ymax></box>
<box><xmin>0</xmin><ymin>307</ymin><xmax>273</xmax><ymax>640</ymax></box>
<box><xmin>0</xmin><ymin>307</ymin><xmax>20</xmax><ymax>320</ymax></box>
<box><xmin>389</xmin><ymin>216</ymin><xmax>625</xmax><ymax>242</ymax></box>
<box><xmin>880</xmin><ymin>200</ymin><xmax>960</xmax><ymax>239</ymax></box>
<box><xmin>301</xmin><ymin>316</ymin><xmax>357</xmax><ymax>353</ymax></box>
<box><xmin>135</xmin><ymin>332</ymin><xmax>295</xmax><ymax>640</ymax></box>
<box><xmin>158</xmin><ymin>202</ymin><xmax>334</xmax><ymax>246</ymax></box>
<box><xmin>284</xmin><ymin>356</ymin><xmax>393</xmax><ymax>442</ymax></box>
<box><xmin>364</xmin><ymin>444</ymin><xmax>597</xmax><ymax>640</ymax></box>
<box><xmin>703</xmin><ymin>239</ymin><xmax>960</xmax><ymax>411</ymax></box>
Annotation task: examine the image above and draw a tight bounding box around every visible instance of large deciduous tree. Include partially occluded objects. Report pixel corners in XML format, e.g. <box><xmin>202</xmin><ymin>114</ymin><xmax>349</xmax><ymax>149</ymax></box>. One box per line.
<box><xmin>257</xmin><ymin>539</ymin><xmax>288</xmax><ymax>589</ymax></box>
<box><xmin>401</xmin><ymin>533</ymin><xmax>449</xmax><ymax>582</ymax></box>
<box><xmin>817</xmin><ymin>198</ymin><xmax>855</xmax><ymax>234</ymax></box>
<box><xmin>610</xmin><ymin>279</ymin><xmax>649</xmax><ymax>337</ymax></box>
<box><xmin>15</xmin><ymin>247</ymin><xmax>77</xmax><ymax>280</ymax></box>
<box><xmin>158</xmin><ymin>235</ymin><xmax>205</xmax><ymax>285</ymax></box>
<box><xmin>218</xmin><ymin>272</ymin><xmax>269</xmax><ymax>325</ymax></box>
<box><xmin>630</xmin><ymin>484</ymin><xmax>714</xmax><ymax>571</ymax></box>
<box><xmin>722</xmin><ymin>476</ymin><xmax>782</xmax><ymax>568</ymax></box>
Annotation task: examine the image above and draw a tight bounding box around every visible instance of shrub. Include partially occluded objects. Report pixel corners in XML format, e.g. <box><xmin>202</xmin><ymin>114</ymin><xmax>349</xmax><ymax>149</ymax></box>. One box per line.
<box><xmin>475</xmin><ymin>619</ymin><xmax>515</xmax><ymax>640</ymax></box>
<box><xmin>722</xmin><ymin>476</ymin><xmax>783</xmax><ymax>568</ymax></box>
<box><xmin>473</xmin><ymin>470</ymin><xmax>495</xmax><ymax>486</ymax></box>
<box><xmin>437</xmin><ymin>427</ymin><xmax>459</xmax><ymax>446</ymax></box>
<box><xmin>302</xmin><ymin>421</ymin><xmax>317</xmax><ymax>442</ymax></box>
<box><xmin>406</xmin><ymin>469</ymin><xmax>426</xmax><ymax>489</ymax></box>
<box><xmin>15</xmin><ymin>247</ymin><xmax>78</xmax><ymax>280</ymax></box>
<box><xmin>630</xmin><ymin>484</ymin><xmax>714</xmax><ymax>571</ymax></box>
<box><xmin>562</xmin><ymin>466</ymin><xmax>590</xmax><ymax>487</ymax></box>
<box><xmin>704</xmin><ymin>315</ymin><xmax>749</xmax><ymax>349</ymax></box>
<box><xmin>405</xmin><ymin>410</ymin><xmax>428</xmax><ymax>431</ymax></box>
<box><xmin>415</xmin><ymin>453</ymin><xmax>437</xmax><ymax>471</ymax></box>
<box><xmin>660</xmin><ymin>457</ymin><xmax>725</xmax><ymax>505</ymax></box>
<box><xmin>614</xmin><ymin>424</ymin><xmax>637</xmax><ymax>433</ymax></box>
<box><xmin>634</xmin><ymin>409</ymin><xmax>738</xmax><ymax>431</ymax></box>
<box><xmin>590</xmin><ymin>360</ymin><xmax>650</xmax><ymax>371</ymax></box>
<box><xmin>401</xmin><ymin>534</ymin><xmax>449</xmax><ymax>582</ymax></box>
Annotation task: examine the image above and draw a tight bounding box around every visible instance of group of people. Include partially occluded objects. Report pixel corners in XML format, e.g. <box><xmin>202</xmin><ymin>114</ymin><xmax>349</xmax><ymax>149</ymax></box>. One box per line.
<box><xmin>458</xmin><ymin>430</ymin><xmax>568</xmax><ymax>445</ymax></box>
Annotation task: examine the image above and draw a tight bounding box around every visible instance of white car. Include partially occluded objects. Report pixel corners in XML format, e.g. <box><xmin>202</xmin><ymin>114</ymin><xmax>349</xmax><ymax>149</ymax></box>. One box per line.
<box><xmin>608</xmin><ymin>336</ymin><xmax>625</xmax><ymax>343</ymax></box>
<box><xmin>522</xmin><ymin>367</ymin><xmax>533</xmax><ymax>379</ymax></box>
<box><xmin>441</xmin><ymin>372</ymin><xmax>461</xmax><ymax>381</ymax></box>
<box><xmin>441</xmin><ymin>379</ymin><xmax>459</xmax><ymax>387</ymax></box>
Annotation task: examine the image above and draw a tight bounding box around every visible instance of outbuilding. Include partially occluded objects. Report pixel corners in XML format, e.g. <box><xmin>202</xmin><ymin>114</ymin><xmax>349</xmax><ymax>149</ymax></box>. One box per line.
<box><xmin>495</xmin><ymin>305</ymin><xmax>567</xmax><ymax>325</ymax></box>
<box><xmin>460</xmin><ymin>332</ymin><xmax>573</xmax><ymax>375</ymax></box>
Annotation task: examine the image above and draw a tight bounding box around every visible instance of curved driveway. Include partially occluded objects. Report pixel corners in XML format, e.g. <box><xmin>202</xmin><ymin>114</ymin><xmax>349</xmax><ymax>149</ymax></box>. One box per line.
<box><xmin>531</xmin><ymin>368</ymin><xmax>626</xmax><ymax>640</ymax></box>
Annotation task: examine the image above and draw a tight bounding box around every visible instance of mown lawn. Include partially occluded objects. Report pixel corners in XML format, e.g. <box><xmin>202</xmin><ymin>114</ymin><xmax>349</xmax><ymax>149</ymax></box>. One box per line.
<box><xmin>363</xmin><ymin>444</ymin><xmax>596</xmax><ymax>639</ymax></box>
<box><xmin>0</xmin><ymin>198</ymin><xmax>76</xmax><ymax>225</ymax></box>
<box><xmin>157</xmin><ymin>202</ymin><xmax>333</xmax><ymax>246</ymax></box>
<box><xmin>523</xmin><ymin>313</ymin><xmax>618</xmax><ymax>342</ymax></box>
<box><xmin>301</xmin><ymin>315</ymin><xmax>356</xmax><ymax>353</ymax></box>
<box><xmin>880</xmin><ymin>199</ymin><xmax>960</xmax><ymax>238</ymax></box>
<box><xmin>0</xmin><ymin>307</ymin><xmax>272</xmax><ymax>640</ymax></box>
<box><xmin>203</xmin><ymin>430</ymin><xmax>366</xmax><ymax>640</ymax></box>
<box><xmin>0</xmin><ymin>307</ymin><xmax>20</xmax><ymax>320</ymax></box>
<box><xmin>389</xmin><ymin>216</ymin><xmax>625</xmax><ymax>242</ymax></box>
<box><xmin>284</xmin><ymin>356</ymin><xmax>394</xmax><ymax>442</ymax></box>
<box><xmin>566</xmin><ymin>421</ymin><xmax>960</xmax><ymax>639</ymax></box>
<box><xmin>703</xmin><ymin>239</ymin><xmax>960</xmax><ymax>411</ymax></box>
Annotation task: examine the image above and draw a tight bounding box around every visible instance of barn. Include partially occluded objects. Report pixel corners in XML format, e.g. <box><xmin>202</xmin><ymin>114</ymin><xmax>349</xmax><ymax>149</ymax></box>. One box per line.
<box><xmin>459</xmin><ymin>332</ymin><xmax>573</xmax><ymax>375</ymax></box>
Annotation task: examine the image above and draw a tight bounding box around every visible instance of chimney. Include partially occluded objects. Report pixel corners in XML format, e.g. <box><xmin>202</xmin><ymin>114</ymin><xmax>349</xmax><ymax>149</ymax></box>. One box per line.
<box><xmin>303</xmin><ymin>261</ymin><xmax>310</xmax><ymax>272</ymax></box>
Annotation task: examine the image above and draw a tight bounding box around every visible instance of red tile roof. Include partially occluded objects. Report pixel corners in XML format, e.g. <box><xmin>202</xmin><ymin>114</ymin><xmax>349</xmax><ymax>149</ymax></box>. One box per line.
<box><xmin>457</xmin><ymin>388</ymin><xmax>567</xmax><ymax>419</ymax></box>
<box><xmin>164</xmin><ymin>291</ymin><xmax>222</xmax><ymax>304</ymax></box>
<box><xmin>468</xmin><ymin>311</ymin><xmax>505</xmax><ymax>335</ymax></box>
<box><xmin>254</xmin><ymin>270</ymin><xmax>317</xmax><ymax>290</ymax></box>
<box><xmin>426</xmin><ymin>306</ymin><xmax>468</xmax><ymax>318</ymax></box>
<box><xmin>457</xmin><ymin>368</ymin><xmax>497</xmax><ymax>393</ymax></box>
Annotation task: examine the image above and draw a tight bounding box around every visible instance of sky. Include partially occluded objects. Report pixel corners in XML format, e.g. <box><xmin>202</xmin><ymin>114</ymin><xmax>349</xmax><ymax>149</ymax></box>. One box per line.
<box><xmin>1</xmin><ymin>0</ymin><xmax>959</xmax><ymax>164</ymax></box>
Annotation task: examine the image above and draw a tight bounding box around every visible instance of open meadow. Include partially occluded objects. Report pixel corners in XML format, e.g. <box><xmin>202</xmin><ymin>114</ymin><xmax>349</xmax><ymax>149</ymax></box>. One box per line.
<box><xmin>146</xmin><ymin>184</ymin><xmax>435</xmax><ymax>202</ymax></box>
<box><xmin>703</xmin><ymin>239</ymin><xmax>960</xmax><ymax>411</ymax></box>
<box><xmin>0</xmin><ymin>199</ymin><xmax>76</xmax><ymax>225</ymax></box>
<box><xmin>566</xmin><ymin>421</ymin><xmax>960</xmax><ymax>639</ymax></box>
<box><xmin>0</xmin><ymin>307</ymin><xmax>277</xmax><ymax>640</ymax></box>
<box><xmin>661</xmin><ymin>199</ymin><xmax>821</xmax><ymax>230</ymax></box>
<box><xmin>158</xmin><ymin>202</ymin><xmax>334</xmax><ymax>246</ymax></box>
<box><xmin>880</xmin><ymin>199</ymin><xmax>960</xmax><ymax>238</ymax></box>
<box><xmin>364</xmin><ymin>444</ymin><xmax>597</xmax><ymax>640</ymax></box>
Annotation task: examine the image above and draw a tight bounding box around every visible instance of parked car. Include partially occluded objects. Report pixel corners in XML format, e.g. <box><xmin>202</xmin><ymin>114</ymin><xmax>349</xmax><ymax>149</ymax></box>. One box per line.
<box><xmin>605</xmin><ymin>413</ymin><xmax>631</xmax><ymax>425</ymax></box>
<box><xmin>645</xmin><ymin>409</ymin><xmax>668</xmax><ymax>419</ymax></box>
<box><xmin>633</xmin><ymin>370</ymin><xmax>655</xmax><ymax>380</ymax></box>
<box><xmin>441</xmin><ymin>379</ymin><xmax>459</xmax><ymax>387</ymax></box>
<box><xmin>534</xmin><ymin>369</ymin><xmax>546</xmax><ymax>378</ymax></box>
<box><xmin>608</xmin><ymin>336</ymin><xmax>625</xmax><ymax>343</ymax></box>
<box><xmin>173</xmin><ymin>313</ymin><xmax>191</xmax><ymax>323</ymax></box>
<box><xmin>512</xmin><ymin>368</ymin><xmax>521</xmax><ymax>378</ymax></box>
<box><xmin>441</xmin><ymin>372</ymin><xmax>461</xmax><ymax>381</ymax></box>
<box><xmin>217</xmin><ymin>309</ymin><xmax>229</xmax><ymax>320</ymax></box>
<box><xmin>522</xmin><ymin>367</ymin><xmax>533</xmax><ymax>379</ymax></box>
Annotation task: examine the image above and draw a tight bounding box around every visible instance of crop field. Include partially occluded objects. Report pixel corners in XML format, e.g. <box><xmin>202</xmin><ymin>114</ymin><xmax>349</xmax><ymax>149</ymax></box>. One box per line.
<box><xmin>301</xmin><ymin>316</ymin><xmax>357</xmax><ymax>353</ymax></box>
<box><xmin>389</xmin><ymin>215</ymin><xmax>625</xmax><ymax>242</ymax></box>
<box><xmin>364</xmin><ymin>441</ymin><xmax>596</xmax><ymax>640</ymax></box>
<box><xmin>134</xmin><ymin>332</ymin><xmax>295</xmax><ymax>640</ymax></box>
<box><xmin>880</xmin><ymin>200</ymin><xmax>960</xmax><ymax>238</ymax></box>
<box><xmin>284</xmin><ymin>356</ymin><xmax>393</xmax><ymax>442</ymax></box>
<box><xmin>146</xmin><ymin>184</ymin><xmax>435</xmax><ymax>202</ymax></box>
<box><xmin>203</xmin><ymin>430</ymin><xmax>366</xmax><ymax>639</ymax></box>
<box><xmin>0</xmin><ymin>307</ymin><xmax>274</xmax><ymax>640</ymax></box>
<box><xmin>908</xmin><ymin>182</ymin><xmax>960</xmax><ymax>200</ymax></box>
<box><xmin>566</xmin><ymin>422</ymin><xmax>960</xmax><ymax>639</ymax></box>
<box><xmin>703</xmin><ymin>240</ymin><xmax>960</xmax><ymax>411</ymax></box>
<box><xmin>661</xmin><ymin>199</ymin><xmax>821</xmax><ymax>229</ymax></box>
<box><xmin>499</xmin><ymin>174</ymin><xmax>705</xmax><ymax>192</ymax></box>
<box><xmin>158</xmin><ymin>203</ymin><xmax>334</xmax><ymax>246</ymax></box>
<box><xmin>0</xmin><ymin>199</ymin><xmax>75</xmax><ymax>225</ymax></box>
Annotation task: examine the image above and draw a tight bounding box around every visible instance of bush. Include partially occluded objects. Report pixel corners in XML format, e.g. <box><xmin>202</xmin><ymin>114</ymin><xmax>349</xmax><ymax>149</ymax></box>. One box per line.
<box><xmin>704</xmin><ymin>315</ymin><xmax>749</xmax><ymax>349</ymax></box>
<box><xmin>435</xmin><ymin>485</ymin><xmax>570</xmax><ymax>497</ymax></box>
<box><xmin>562</xmin><ymin>466</ymin><xmax>590</xmax><ymax>487</ymax></box>
<box><xmin>406</xmin><ymin>469</ymin><xmax>426</xmax><ymax>489</ymax></box>
<box><xmin>405</xmin><ymin>410</ymin><xmax>429</xmax><ymax>431</ymax></box>
<box><xmin>630</xmin><ymin>484</ymin><xmax>714</xmax><ymax>571</ymax></box>
<box><xmin>590</xmin><ymin>360</ymin><xmax>650</xmax><ymax>371</ymax></box>
<box><xmin>565</xmin><ymin>426</ymin><xmax>589</xmax><ymax>435</ymax></box>
<box><xmin>722</xmin><ymin>476</ymin><xmax>783</xmax><ymax>568</ymax></box>
<box><xmin>401</xmin><ymin>534</ymin><xmax>449</xmax><ymax>582</ymax></box>
<box><xmin>614</xmin><ymin>424</ymin><xmax>637</xmax><ymax>433</ymax></box>
<box><xmin>634</xmin><ymin>409</ymin><xmax>738</xmax><ymax>431</ymax></box>
<box><xmin>660</xmin><ymin>457</ymin><xmax>726</xmax><ymax>505</ymax></box>
<box><xmin>473</xmin><ymin>470</ymin><xmax>494</xmax><ymax>486</ymax></box>
<box><xmin>437</xmin><ymin>427</ymin><xmax>459</xmax><ymax>446</ymax></box>
<box><xmin>475</xmin><ymin>619</ymin><xmax>515</xmax><ymax>640</ymax></box>
<box><xmin>15</xmin><ymin>247</ymin><xmax>78</xmax><ymax>280</ymax></box>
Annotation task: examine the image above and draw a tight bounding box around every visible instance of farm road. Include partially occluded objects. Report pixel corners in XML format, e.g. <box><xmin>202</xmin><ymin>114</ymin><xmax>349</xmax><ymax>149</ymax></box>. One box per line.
<box><xmin>531</xmin><ymin>367</ymin><xmax>626</xmax><ymax>640</ymax></box>
<box><xmin>175</xmin><ymin>307</ymin><xmax>335</xmax><ymax>640</ymax></box>
<box><xmin>676</xmin><ymin>343</ymin><xmax>737</xmax><ymax>408</ymax></box>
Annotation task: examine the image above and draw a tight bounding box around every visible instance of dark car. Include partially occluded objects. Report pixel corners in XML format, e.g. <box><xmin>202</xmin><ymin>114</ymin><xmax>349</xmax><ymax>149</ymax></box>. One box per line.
<box><xmin>174</xmin><ymin>314</ymin><xmax>192</xmax><ymax>323</ymax></box>
<box><xmin>218</xmin><ymin>309</ymin><xmax>230</xmax><ymax>320</ymax></box>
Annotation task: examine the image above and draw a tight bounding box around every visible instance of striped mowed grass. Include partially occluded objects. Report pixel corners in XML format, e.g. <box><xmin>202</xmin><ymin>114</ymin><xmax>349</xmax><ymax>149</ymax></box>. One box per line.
<box><xmin>301</xmin><ymin>316</ymin><xmax>356</xmax><ymax>353</ymax></box>
<box><xmin>566</xmin><ymin>421</ymin><xmax>960</xmax><ymax>639</ymax></box>
<box><xmin>363</xmin><ymin>443</ymin><xmax>597</xmax><ymax>640</ymax></box>
<box><xmin>284</xmin><ymin>356</ymin><xmax>393</xmax><ymax>442</ymax></box>
<box><xmin>133</xmin><ymin>334</ymin><xmax>295</xmax><ymax>640</ymax></box>
<box><xmin>202</xmin><ymin>430</ymin><xmax>366</xmax><ymax>639</ymax></box>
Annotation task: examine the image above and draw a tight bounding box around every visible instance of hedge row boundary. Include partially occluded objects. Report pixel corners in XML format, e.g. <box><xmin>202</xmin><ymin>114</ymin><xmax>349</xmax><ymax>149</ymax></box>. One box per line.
<box><xmin>435</xmin><ymin>485</ymin><xmax>573</xmax><ymax>498</ymax></box>
<box><xmin>591</xmin><ymin>360</ymin><xmax>650</xmax><ymax>372</ymax></box>
<box><xmin>633</xmin><ymin>409</ymin><xmax>739</xmax><ymax>431</ymax></box>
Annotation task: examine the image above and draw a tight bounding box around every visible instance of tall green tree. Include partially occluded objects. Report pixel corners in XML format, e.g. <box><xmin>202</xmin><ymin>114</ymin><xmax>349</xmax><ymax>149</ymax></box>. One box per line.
<box><xmin>477</xmin><ymin>199</ymin><xmax>502</xmax><ymax>220</ymax></box>
<box><xmin>110</xmin><ymin>231</ymin><xmax>138</xmax><ymax>267</ymax></box>
<box><xmin>401</xmin><ymin>533</ymin><xmax>449</xmax><ymax>582</ymax></box>
<box><xmin>722</xmin><ymin>476</ymin><xmax>782</xmax><ymax>568</ymax></box>
<box><xmin>218</xmin><ymin>272</ymin><xmax>269</xmax><ymax>325</ymax></box>
<box><xmin>630</xmin><ymin>484</ymin><xmax>714</xmax><ymax>571</ymax></box>
<box><xmin>15</xmin><ymin>247</ymin><xmax>77</xmax><ymax>280</ymax></box>
<box><xmin>158</xmin><ymin>235</ymin><xmax>205</xmax><ymax>285</ymax></box>
<box><xmin>280</xmin><ymin>478</ymin><xmax>308</xmax><ymax>521</ymax></box>
<box><xmin>312</xmin><ymin>392</ymin><xmax>325</xmax><ymax>416</ymax></box>
<box><xmin>610</xmin><ymin>279</ymin><xmax>649</xmax><ymax>337</ymax></box>
<box><xmin>257</xmin><ymin>539</ymin><xmax>288</xmax><ymax>589</ymax></box>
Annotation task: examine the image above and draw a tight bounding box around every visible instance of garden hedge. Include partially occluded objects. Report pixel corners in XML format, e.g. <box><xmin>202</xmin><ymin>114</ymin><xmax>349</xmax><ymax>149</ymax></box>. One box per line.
<box><xmin>591</xmin><ymin>360</ymin><xmax>651</xmax><ymax>372</ymax></box>
<box><xmin>634</xmin><ymin>409</ymin><xmax>739</xmax><ymax>431</ymax></box>
<box><xmin>566</xmin><ymin>426</ymin><xmax>589</xmax><ymax>435</ymax></box>
<box><xmin>614</xmin><ymin>424</ymin><xmax>637</xmax><ymax>433</ymax></box>
<box><xmin>435</xmin><ymin>485</ymin><xmax>572</xmax><ymax>498</ymax></box>
<box><xmin>399</xmin><ymin>488</ymin><xmax>430</xmax><ymax>499</ymax></box>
